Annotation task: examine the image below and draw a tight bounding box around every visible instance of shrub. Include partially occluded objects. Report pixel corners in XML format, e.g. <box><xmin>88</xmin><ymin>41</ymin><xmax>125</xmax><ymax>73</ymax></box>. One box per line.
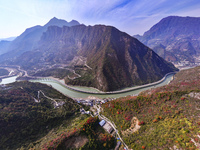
<box><xmin>138</xmin><ymin>121</ymin><xmax>145</xmax><ymax>125</ymax></box>
<box><xmin>153</xmin><ymin>119</ymin><xmax>158</xmax><ymax>123</ymax></box>
<box><xmin>181</xmin><ymin>97</ymin><xmax>185</xmax><ymax>100</ymax></box>
<box><xmin>142</xmin><ymin>145</ymin><xmax>146</xmax><ymax>149</ymax></box>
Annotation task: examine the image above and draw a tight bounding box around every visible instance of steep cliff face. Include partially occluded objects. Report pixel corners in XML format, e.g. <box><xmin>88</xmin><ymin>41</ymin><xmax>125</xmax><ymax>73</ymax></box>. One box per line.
<box><xmin>135</xmin><ymin>16</ymin><xmax>200</xmax><ymax>63</ymax></box>
<box><xmin>15</xmin><ymin>25</ymin><xmax>177</xmax><ymax>91</ymax></box>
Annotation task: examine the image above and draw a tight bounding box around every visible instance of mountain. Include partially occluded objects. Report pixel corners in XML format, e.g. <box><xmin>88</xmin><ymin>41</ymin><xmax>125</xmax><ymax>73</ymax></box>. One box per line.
<box><xmin>0</xmin><ymin>81</ymin><xmax>115</xmax><ymax>150</ymax></box>
<box><xmin>0</xmin><ymin>81</ymin><xmax>82</xmax><ymax>149</ymax></box>
<box><xmin>44</xmin><ymin>17</ymin><xmax>80</xmax><ymax>27</ymax></box>
<box><xmin>134</xmin><ymin>16</ymin><xmax>200</xmax><ymax>64</ymax></box>
<box><xmin>102</xmin><ymin>66</ymin><xmax>200</xmax><ymax>149</ymax></box>
<box><xmin>0</xmin><ymin>17</ymin><xmax>80</xmax><ymax>61</ymax></box>
<box><xmin>11</xmin><ymin>24</ymin><xmax>177</xmax><ymax>91</ymax></box>
<box><xmin>1</xmin><ymin>81</ymin><xmax>113</xmax><ymax>150</ymax></box>
<box><xmin>0</xmin><ymin>36</ymin><xmax>16</xmax><ymax>41</ymax></box>
<box><xmin>0</xmin><ymin>40</ymin><xmax>11</xmax><ymax>55</ymax></box>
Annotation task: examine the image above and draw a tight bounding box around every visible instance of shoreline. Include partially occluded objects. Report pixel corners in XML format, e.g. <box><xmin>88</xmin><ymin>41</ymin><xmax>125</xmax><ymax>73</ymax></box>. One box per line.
<box><xmin>48</xmin><ymin>76</ymin><xmax>104</xmax><ymax>93</ymax></box>
<box><xmin>0</xmin><ymin>64</ymin><xmax>177</xmax><ymax>96</ymax></box>
<box><xmin>31</xmin><ymin>72</ymin><xmax>177</xmax><ymax>95</ymax></box>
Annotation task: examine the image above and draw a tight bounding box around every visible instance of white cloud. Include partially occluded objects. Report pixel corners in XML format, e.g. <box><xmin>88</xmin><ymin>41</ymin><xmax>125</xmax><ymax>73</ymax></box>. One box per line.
<box><xmin>0</xmin><ymin>0</ymin><xmax>200</xmax><ymax>38</ymax></box>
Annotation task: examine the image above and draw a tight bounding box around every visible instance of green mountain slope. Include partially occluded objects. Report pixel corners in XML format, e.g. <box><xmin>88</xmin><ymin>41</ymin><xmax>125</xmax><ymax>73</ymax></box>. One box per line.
<box><xmin>0</xmin><ymin>81</ymin><xmax>115</xmax><ymax>150</ymax></box>
<box><xmin>102</xmin><ymin>66</ymin><xmax>200</xmax><ymax>149</ymax></box>
<box><xmin>0</xmin><ymin>81</ymin><xmax>81</xmax><ymax>150</ymax></box>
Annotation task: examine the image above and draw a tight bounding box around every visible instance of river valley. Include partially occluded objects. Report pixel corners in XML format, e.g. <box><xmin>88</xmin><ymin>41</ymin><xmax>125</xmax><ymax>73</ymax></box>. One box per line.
<box><xmin>0</xmin><ymin>66</ymin><xmax>175</xmax><ymax>99</ymax></box>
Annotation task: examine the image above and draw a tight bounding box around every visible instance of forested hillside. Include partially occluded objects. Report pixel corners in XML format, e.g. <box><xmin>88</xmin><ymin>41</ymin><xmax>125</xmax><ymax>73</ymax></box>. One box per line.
<box><xmin>0</xmin><ymin>81</ymin><xmax>81</xmax><ymax>149</ymax></box>
<box><xmin>102</xmin><ymin>66</ymin><xmax>200</xmax><ymax>149</ymax></box>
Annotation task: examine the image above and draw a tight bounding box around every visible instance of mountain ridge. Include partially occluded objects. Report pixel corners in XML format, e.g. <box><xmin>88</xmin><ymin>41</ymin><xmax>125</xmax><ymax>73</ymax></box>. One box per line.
<box><xmin>102</xmin><ymin>65</ymin><xmax>200</xmax><ymax>149</ymax></box>
<box><xmin>134</xmin><ymin>16</ymin><xmax>200</xmax><ymax>64</ymax></box>
<box><xmin>0</xmin><ymin>17</ymin><xmax>81</xmax><ymax>61</ymax></box>
<box><xmin>11</xmin><ymin>24</ymin><xmax>177</xmax><ymax>91</ymax></box>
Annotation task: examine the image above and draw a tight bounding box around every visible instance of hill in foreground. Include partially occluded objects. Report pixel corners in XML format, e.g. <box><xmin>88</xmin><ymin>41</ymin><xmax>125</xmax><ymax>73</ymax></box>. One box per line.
<box><xmin>102</xmin><ymin>66</ymin><xmax>200</xmax><ymax>149</ymax></box>
<box><xmin>0</xmin><ymin>81</ymin><xmax>116</xmax><ymax>150</ymax></box>
<box><xmin>0</xmin><ymin>81</ymin><xmax>81</xmax><ymax>149</ymax></box>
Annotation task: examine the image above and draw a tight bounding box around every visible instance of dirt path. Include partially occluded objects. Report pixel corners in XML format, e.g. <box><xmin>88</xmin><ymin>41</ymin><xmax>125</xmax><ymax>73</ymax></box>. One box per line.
<box><xmin>122</xmin><ymin>117</ymin><xmax>141</xmax><ymax>135</ymax></box>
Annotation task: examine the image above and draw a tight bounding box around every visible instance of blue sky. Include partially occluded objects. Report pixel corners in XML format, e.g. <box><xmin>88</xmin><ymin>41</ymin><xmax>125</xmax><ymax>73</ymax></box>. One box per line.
<box><xmin>1</xmin><ymin>0</ymin><xmax>200</xmax><ymax>38</ymax></box>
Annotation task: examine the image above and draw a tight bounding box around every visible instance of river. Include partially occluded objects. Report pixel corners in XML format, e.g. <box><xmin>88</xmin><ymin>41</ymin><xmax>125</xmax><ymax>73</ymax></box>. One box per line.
<box><xmin>0</xmin><ymin>76</ymin><xmax>18</xmax><ymax>85</ymax></box>
<box><xmin>0</xmin><ymin>73</ymin><xmax>174</xmax><ymax>99</ymax></box>
<box><xmin>30</xmin><ymin>73</ymin><xmax>175</xmax><ymax>99</ymax></box>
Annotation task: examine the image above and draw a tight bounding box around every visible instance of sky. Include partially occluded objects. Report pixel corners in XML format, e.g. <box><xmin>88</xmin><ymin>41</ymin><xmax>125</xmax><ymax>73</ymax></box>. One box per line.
<box><xmin>1</xmin><ymin>0</ymin><xmax>200</xmax><ymax>39</ymax></box>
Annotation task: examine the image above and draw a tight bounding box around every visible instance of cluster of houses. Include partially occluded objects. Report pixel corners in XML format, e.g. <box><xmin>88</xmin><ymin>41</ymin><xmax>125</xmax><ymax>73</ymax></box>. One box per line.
<box><xmin>78</xmin><ymin>97</ymin><xmax>128</xmax><ymax>150</ymax></box>
<box><xmin>75</xmin><ymin>98</ymin><xmax>109</xmax><ymax>107</ymax></box>
<box><xmin>174</xmin><ymin>60</ymin><xmax>198</xmax><ymax>69</ymax></box>
<box><xmin>80</xmin><ymin>108</ymin><xmax>91</xmax><ymax>115</ymax></box>
<box><xmin>77</xmin><ymin>96</ymin><xmax>128</xmax><ymax>149</ymax></box>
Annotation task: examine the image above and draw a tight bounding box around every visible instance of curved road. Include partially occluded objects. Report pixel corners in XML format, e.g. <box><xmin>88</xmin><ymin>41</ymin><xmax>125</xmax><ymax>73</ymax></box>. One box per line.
<box><xmin>93</xmin><ymin>105</ymin><xmax>129</xmax><ymax>150</ymax></box>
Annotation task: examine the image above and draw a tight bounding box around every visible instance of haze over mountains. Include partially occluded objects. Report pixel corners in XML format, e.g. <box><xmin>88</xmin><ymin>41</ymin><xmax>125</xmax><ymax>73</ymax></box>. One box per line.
<box><xmin>0</xmin><ymin>37</ymin><xmax>16</xmax><ymax>41</ymax></box>
<box><xmin>135</xmin><ymin>16</ymin><xmax>200</xmax><ymax>66</ymax></box>
<box><xmin>0</xmin><ymin>17</ymin><xmax>177</xmax><ymax>91</ymax></box>
<box><xmin>0</xmin><ymin>17</ymin><xmax>80</xmax><ymax>61</ymax></box>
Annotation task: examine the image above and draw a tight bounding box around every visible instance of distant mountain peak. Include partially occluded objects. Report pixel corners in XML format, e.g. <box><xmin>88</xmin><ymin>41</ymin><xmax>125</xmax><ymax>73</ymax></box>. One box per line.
<box><xmin>49</xmin><ymin>17</ymin><xmax>67</xmax><ymax>22</ymax></box>
<box><xmin>45</xmin><ymin>17</ymin><xmax>68</xmax><ymax>27</ymax></box>
<box><xmin>69</xmin><ymin>20</ymin><xmax>80</xmax><ymax>25</ymax></box>
<box><xmin>0</xmin><ymin>36</ymin><xmax>16</xmax><ymax>41</ymax></box>
<box><xmin>0</xmin><ymin>17</ymin><xmax>81</xmax><ymax>61</ymax></box>
<box><xmin>70</xmin><ymin>19</ymin><xmax>78</xmax><ymax>23</ymax></box>
<box><xmin>52</xmin><ymin>16</ymin><xmax>58</xmax><ymax>20</ymax></box>
<box><xmin>45</xmin><ymin>17</ymin><xmax>80</xmax><ymax>27</ymax></box>
<box><xmin>135</xmin><ymin>15</ymin><xmax>200</xmax><ymax>63</ymax></box>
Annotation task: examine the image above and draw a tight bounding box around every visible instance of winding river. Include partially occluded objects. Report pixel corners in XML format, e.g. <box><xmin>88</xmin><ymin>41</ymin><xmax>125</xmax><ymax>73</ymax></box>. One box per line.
<box><xmin>30</xmin><ymin>73</ymin><xmax>175</xmax><ymax>99</ymax></box>
<box><xmin>0</xmin><ymin>73</ymin><xmax>175</xmax><ymax>99</ymax></box>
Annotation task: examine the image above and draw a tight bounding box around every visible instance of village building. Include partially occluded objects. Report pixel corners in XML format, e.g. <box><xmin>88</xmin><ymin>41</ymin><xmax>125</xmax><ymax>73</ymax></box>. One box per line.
<box><xmin>99</xmin><ymin>120</ymin><xmax>113</xmax><ymax>133</ymax></box>
<box><xmin>99</xmin><ymin>120</ymin><xmax>106</xmax><ymax>126</ymax></box>
<box><xmin>103</xmin><ymin>122</ymin><xmax>114</xmax><ymax>133</ymax></box>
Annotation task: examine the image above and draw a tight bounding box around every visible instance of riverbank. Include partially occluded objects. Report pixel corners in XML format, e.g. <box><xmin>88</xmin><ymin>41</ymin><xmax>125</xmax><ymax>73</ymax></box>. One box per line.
<box><xmin>0</xmin><ymin>75</ymin><xmax>19</xmax><ymax>85</ymax></box>
<box><xmin>30</xmin><ymin>72</ymin><xmax>176</xmax><ymax>99</ymax></box>
<box><xmin>0</xmin><ymin>65</ymin><xmax>177</xmax><ymax>99</ymax></box>
<box><xmin>31</xmin><ymin>72</ymin><xmax>176</xmax><ymax>95</ymax></box>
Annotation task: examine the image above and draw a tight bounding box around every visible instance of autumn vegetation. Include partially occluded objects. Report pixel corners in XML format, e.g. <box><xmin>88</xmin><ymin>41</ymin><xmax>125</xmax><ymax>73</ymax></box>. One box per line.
<box><xmin>0</xmin><ymin>81</ymin><xmax>82</xmax><ymax>149</ymax></box>
<box><xmin>0</xmin><ymin>81</ymin><xmax>115</xmax><ymax>150</ymax></box>
<box><xmin>102</xmin><ymin>66</ymin><xmax>200</xmax><ymax>149</ymax></box>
